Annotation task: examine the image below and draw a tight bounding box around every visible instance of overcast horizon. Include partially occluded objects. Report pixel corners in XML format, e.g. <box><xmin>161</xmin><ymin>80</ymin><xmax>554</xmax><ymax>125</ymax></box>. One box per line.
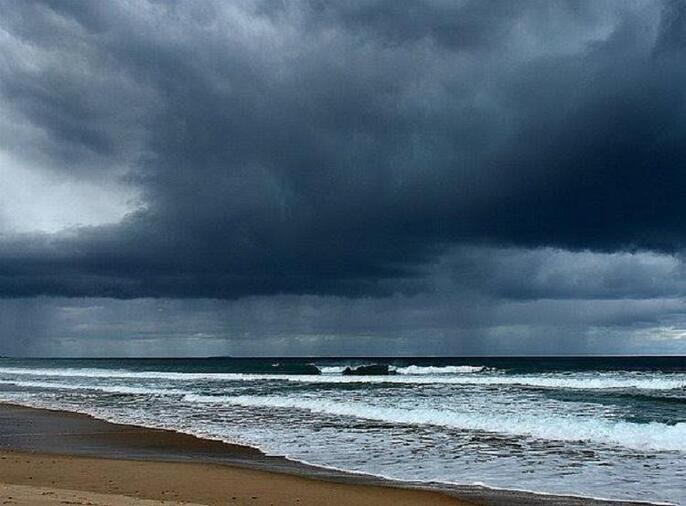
<box><xmin>2</xmin><ymin>0</ymin><xmax>686</xmax><ymax>357</ymax></box>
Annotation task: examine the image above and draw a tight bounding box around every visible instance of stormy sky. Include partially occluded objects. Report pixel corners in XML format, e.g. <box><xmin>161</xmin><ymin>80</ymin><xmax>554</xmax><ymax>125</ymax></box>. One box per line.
<box><xmin>1</xmin><ymin>0</ymin><xmax>685</xmax><ymax>356</ymax></box>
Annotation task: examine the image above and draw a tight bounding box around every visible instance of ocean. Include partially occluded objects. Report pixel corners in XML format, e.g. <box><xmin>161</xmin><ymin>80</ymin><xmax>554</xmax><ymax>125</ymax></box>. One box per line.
<box><xmin>0</xmin><ymin>356</ymin><xmax>684</xmax><ymax>504</ymax></box>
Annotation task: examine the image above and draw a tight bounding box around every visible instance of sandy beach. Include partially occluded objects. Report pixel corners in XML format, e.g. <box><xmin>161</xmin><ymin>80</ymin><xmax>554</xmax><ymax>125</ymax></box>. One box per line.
<box><xmin>0</xmin><ymin>403</ymin><xmax>654</xmax><ymax>506</ymax></box>
<box><xmin>0</xmin><ymin>483</ymin><xmax>206</xmax><ymax>506</ymax></box>
<box><xmin>0</xmin><ymin>403</ymin><xmax>469</xmax><ymax>506</ymax></box>
<box><xmin>0</xmin><ymin>450</ymin><xmax>465</xmax><ymax>506</ymax></box>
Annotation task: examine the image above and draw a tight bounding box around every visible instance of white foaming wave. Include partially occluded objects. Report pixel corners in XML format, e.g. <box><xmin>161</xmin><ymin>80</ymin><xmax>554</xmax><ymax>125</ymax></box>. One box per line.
<box><xmin>0</xmin><ymin>367</ymin><xmax>171</xmax><ymax>378</ymax></box>
<box><xmin>184</xmin><ymin>394</ymin><xmax>686</xmax><ymax>452</ymax></box>
<box><xmin>394</xmin><ymin>365</ymin><xmax>486</xmax><ymax>374</ymax></box>
<box><xmin>444</xmin><ymin>375</ymin><xmax>686</xmax><ymax>390</ymax></box>
<box><xmin>317</xmin><ymin>366</ymin><xmax>348</xmax><ymax>374</ymax></box>
<box><xmin>0</xmin><ymin>367</ymin><xmax>684</xmax><ymax>390</ymax></box>
<box><xmin>0</xmin><ymin>367</ymin><xmax>268</xmax><ymax>381</ymax></box>
<box><xmin>0</xmin><ymin>379</ymin><xmax>188</xmax><ymax>396</ymax></box>
<box><xmin>0</xmin><ymin>367</ymin><xmax>337</xmax><ymax>382</ymax></box>
<box><xmin>317</xmin><ymin>365</ymin><xmax>486</xmax><ymax>374</ymax></box>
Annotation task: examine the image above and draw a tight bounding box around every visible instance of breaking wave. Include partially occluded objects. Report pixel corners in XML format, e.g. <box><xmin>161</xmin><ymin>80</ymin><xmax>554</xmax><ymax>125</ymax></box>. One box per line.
<box><xmin>394</xmin><ymin>365</ymin><xmax>486</xmax><ymax>374</ymax></box>
<box><xmin>318</xmin><ymin>364</ymin><xmax>486</xmax><ymax>374</ymax></box>
<box><xmin>1</xmin><ymin>367</ymin><xmax>684</xmax><ymax>390</ymax></box>
<box><xmin>0</xmin><ymin>379</ymin><xmax>187</xmax><ymax>396</ymax></box>
<box><xmin>184</xmin><ymin>394</ymin><xmax>686</xmax><ymax>452</ymax></box>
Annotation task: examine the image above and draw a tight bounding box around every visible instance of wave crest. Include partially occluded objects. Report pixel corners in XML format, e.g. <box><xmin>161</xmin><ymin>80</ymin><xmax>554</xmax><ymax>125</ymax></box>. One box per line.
<box><xmin>394</xmin><ymin>365</ymin><xmax>486</xmax><ymax>374</ymax></box>
<box><xmin>184</xmin><ymin>394</ymin><xmax>686</xmax><ymax>452</ymax></box>
<box><xmin>1</xmin><ymin>367</ymin><xmax>684</xmax><ymax>390</ymax></box>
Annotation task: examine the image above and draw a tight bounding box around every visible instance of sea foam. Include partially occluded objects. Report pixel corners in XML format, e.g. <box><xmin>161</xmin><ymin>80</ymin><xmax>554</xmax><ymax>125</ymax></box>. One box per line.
<box><xmin>317</xmin><ymin>364</ymin><xmax>486</xmax><ymax>374</ymax></box>
<box><xmin>1</xmin><ymin>367</ymin><xmax>684</xmax><ymax>390</ymax></box>
<box><xmin>394</xmin><ymin>365</ymin><xmax>486</xmax><ymax>374</ymax></box>
<box><xmin>183</xmin><ymin>393</ymin><xmax>686</xmax><ymax>452</ymax></box>
<box><xmin>0</xmin><ymin>379</ymin><xmax>187</xmax><ymax>396</ymax></box>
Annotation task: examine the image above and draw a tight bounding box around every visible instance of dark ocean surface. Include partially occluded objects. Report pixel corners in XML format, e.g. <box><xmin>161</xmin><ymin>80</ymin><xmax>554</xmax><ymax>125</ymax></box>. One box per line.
<box><xmin>0</xmin><ymin>356</ymin><xmax>684</xmax><ymax>504</ymax></box>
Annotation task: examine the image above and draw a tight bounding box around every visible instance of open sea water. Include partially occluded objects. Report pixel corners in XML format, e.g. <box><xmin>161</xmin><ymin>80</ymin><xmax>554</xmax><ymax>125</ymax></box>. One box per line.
<box><xmin>0</xmin><ymin>356</ymin><xmax>684</xmax><ymax>504</ymax></box>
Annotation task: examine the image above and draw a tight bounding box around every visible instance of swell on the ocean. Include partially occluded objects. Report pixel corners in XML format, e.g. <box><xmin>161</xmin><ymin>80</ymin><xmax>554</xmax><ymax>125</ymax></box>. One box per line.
<box><xmin>182</xmin><ymin>393</ymin><xmax>686</xmax><ymax>452</ymax></box>
<box><xmin>1</xmin><ymin>366</ymin><xmax>685</xmax><ymax>390</ymax></box>
<box><xmin>1</xmin><ymin>357</ymin><xmax>685</xmax><ymax>505</ymax></box>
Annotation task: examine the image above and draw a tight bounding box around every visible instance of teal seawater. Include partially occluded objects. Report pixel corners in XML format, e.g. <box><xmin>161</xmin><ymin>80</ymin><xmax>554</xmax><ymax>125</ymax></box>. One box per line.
<box><xmin>0</xmin><ymin>356</ymin><xmax>684</xmax><ymax>504</ymax></box>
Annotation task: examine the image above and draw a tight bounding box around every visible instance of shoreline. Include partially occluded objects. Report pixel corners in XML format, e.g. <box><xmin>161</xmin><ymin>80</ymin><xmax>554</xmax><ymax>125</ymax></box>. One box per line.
<box><xmin>0</xmin><ymin>402</ymin><xmax>661</xmax><ymax>506</ymax></box>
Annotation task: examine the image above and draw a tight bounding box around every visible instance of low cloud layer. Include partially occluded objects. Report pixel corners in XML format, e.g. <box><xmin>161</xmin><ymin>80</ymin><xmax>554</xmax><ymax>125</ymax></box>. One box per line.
<box><xmin>1</xmin><ymin>247</ymin><xmax>685</xmax><ymax>356</ymax></box>
<box><xmin>1</xmin><ymin>1</ymin><xmax>685</xmax><ymax>355</ymax></box>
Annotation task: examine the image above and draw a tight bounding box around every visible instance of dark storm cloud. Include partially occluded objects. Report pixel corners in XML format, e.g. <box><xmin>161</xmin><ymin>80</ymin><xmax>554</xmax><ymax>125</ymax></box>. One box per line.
<box><xmin>1</xmin><ymin>0</ymin><xmax>686</xmax><ymax>299</ymax></box>
<box><xmin>2</xmin><ymin>291</ymin><xmax>684</xmax><ymax>356</ymax></box>
<box><xmin>426</xmin><ymin>247</ymin><xmax>686</xmax><ymax>301</ymax></box>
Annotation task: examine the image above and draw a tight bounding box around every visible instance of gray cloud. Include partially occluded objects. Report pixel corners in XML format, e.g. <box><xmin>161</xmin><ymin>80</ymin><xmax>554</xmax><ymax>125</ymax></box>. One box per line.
<box><xmin>426</xmin><ymin>247</ymin><xmax>686</xmax><ymax>300</ymax></box>
<box><xmin>1</xmin><ymin>0</ymin><xmax>685</xmax><ymax>299</ymax></box>
<box><xmin>1</xmin><ymin>247</ymin><xmax>685</xmax><ymax>356</ymax></box>
<box><xmin>0</xmin><ymin>1</ymin><xmax>685</xmax><ymax>355</ymax></box>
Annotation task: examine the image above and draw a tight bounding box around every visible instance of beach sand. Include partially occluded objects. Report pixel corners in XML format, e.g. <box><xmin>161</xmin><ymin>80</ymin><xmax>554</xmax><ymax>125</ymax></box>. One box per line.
<box><xmin>0</xmin><ymin>482</ymin><xmax>206</xmax><ymax>505</ymax></box>
<box><xmin>0</xmin><ymin>450</ymin><xmax>465</xmax><ymax>506</ymax></box>
<box><xmin>0</xmin><ymin>403</ymin><xmax>467</xmax><ymax>506</ymax></box>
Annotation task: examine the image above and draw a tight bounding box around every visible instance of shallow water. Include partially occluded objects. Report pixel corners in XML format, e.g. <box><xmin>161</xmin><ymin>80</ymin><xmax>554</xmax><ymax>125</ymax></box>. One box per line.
<box><xmin>0</xmin><ymin>357</ymin><xmax>684</xmax><ymax>504</ymax></box>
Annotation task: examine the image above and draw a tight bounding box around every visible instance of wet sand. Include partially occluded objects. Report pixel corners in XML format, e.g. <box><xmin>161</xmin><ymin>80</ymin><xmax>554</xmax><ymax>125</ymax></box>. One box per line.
<box><xmin>0</xmin><ymin>403</ymin><xmax>652</xmax><ymax>506</ymax></box>
<box><xmin>0</xmin><ymin>483</ymin><xmax>206</xmax><ymax>505</ymax></box>
<box><xmin>0</xmin><ymin>450</ymin><xmax>467</xmax><ymax>506</ymax></box>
